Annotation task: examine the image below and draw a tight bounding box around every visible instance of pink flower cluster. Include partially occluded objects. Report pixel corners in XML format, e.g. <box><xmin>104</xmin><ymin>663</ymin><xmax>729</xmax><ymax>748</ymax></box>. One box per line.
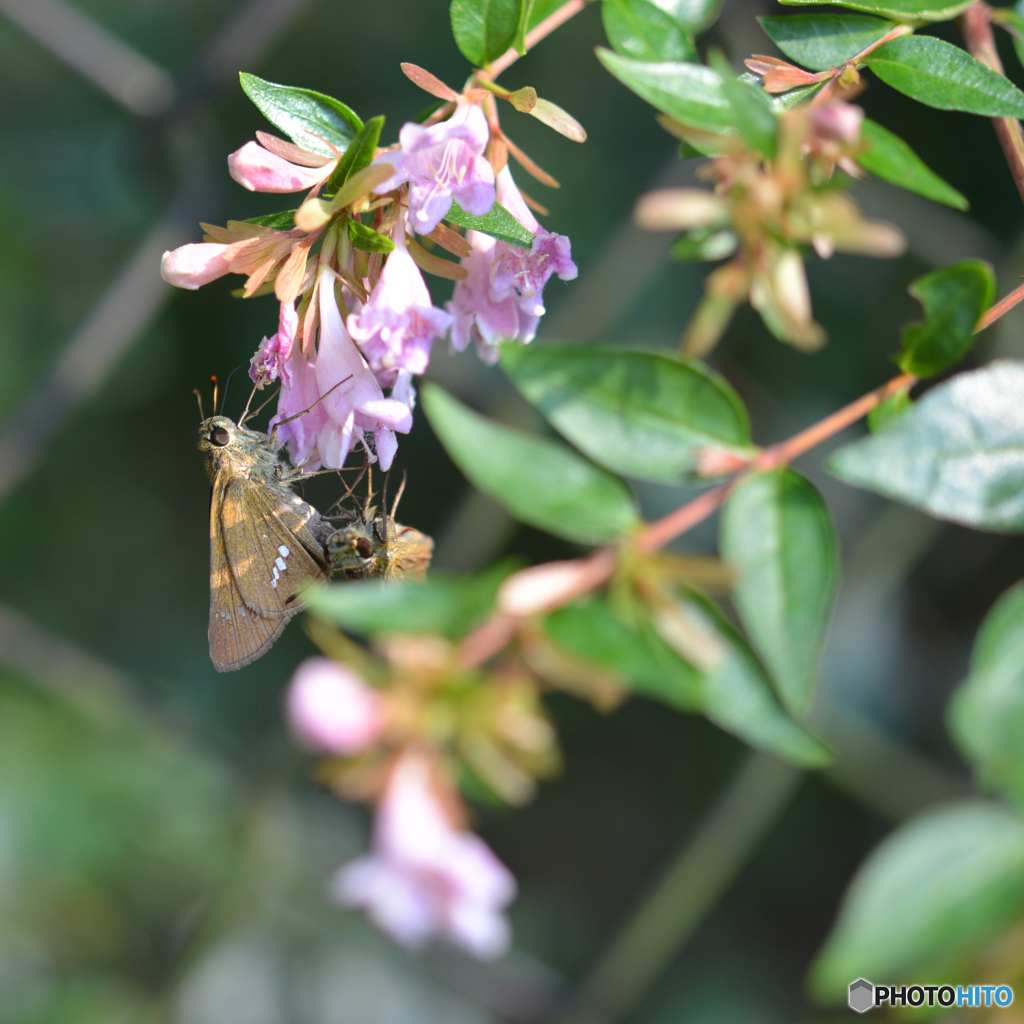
<box><xmin>286</xmin><ymin>660</ymin><xmax>516</xmax><ymax>958</ymax></box>
<box><xmin>160</xmin><ymin>103</ymin><xmax>577</xmax><ymax>472</ymax></box>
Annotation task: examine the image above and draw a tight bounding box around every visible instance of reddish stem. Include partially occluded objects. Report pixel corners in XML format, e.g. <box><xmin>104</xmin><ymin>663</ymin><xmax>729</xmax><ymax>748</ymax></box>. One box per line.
<box><xmin>485</xmin><ymin>0</ymin><xmax>588</xmax><ymax>79</ymax></box>
<box><xmin>978</xmin><ymin>279</ymin><xmax>1024</xmax><ymax>331</ymax></box>
<box><xmin>962</xmin><ymin>2</ymin><xmax>1024</xmax><ymax>206</ymax></box>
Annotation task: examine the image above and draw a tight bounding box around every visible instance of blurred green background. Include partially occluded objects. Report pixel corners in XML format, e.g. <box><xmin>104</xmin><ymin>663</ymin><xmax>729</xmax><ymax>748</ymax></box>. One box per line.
<box><xmin>1</xmin><ymin>0</ymin><xmax>1022</xmax><ymax>1021</ymax></box>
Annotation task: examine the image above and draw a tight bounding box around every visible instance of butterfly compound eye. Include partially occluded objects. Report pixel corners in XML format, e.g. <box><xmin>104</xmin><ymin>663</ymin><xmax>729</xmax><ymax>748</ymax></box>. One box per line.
<box><xmin>210</xmin><ymin>426</ymin><xmax>231</xmax><ymax>447</ymax></box>
<box><xmin>355</xmin><ymin>537</ymin><xmax>374</xmax><ymax>559</ymax></box>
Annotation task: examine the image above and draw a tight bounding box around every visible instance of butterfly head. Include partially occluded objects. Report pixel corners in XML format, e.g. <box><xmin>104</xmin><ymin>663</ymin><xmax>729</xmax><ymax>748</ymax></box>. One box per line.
<box><xmin>198</xmin><ymin>415</ymin><xmax>239</xmax><ymax>452</ymax></box>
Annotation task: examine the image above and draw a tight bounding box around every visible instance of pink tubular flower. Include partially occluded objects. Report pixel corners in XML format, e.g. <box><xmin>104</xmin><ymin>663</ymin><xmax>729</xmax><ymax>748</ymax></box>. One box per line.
<box><xmin>315</xmin><ymin>269</ymin><xmax>413</xmax><ymax>471</ymax></box>
<box><xmin>228</xmin><ymin>139</ymin><xmax>337</xmax><ymax>193</ymax></box>
<box><xmin>160</xmin><ymin>243</ymin><xmax>232</xmax><ymax>289</ymax></box>
<box><xmin>448</xmin><ymin>230</ymin><xmax>539</xmax><ymax>363</ymax></box>
<box><xmin>270</xmin><ymin>351</ymin><xmax>327</xmax><ymax>469</ymax></box>
<box><xmin>332</xmin><ymin>753</ymin><xmax>516</xmax><ymax>958</ymax></box>
<box><xmin>250</xmin><ymin>300</ymin><xmax>299</xmax><ymax>387</ymax></box>
<box><xmin>490</xmin><ymin>167</ymin><xmax>578</xmax><ymax>317</ymax></box>
<box><xmin>286</xmin><ymin>657</ymin><xmax>383</xmax><ymax>754</ymax></box>
<box><xmin>347</xmin><ymin>220</ymin><xmax>453</xmax><ymax>384</ymax></box>
<box><xmin>447</xmin><ymin>167</ymin><xmax>576</xmax><ymax>362</ymax></box>
<box><xmin>372</xmin><ymin>103</ymin><xmax>495</xmax><ymax>235</ymax></box>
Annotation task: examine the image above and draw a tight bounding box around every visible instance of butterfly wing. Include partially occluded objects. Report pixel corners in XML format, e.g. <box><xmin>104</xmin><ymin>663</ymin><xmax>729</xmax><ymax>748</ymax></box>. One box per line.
<box><xmin>387</xmin><ymin>522</ymin><xmax>434</xmax><ymax>580</ymax></box>
<box><xmin>219</xmin><ymin>474</ymin><xmax>329</xmax><ymax>617</ymax></box>
<box><xmin>209</xmin><ymin>474</ymin><xmax>290</xmax><ymax>672</ymax></box>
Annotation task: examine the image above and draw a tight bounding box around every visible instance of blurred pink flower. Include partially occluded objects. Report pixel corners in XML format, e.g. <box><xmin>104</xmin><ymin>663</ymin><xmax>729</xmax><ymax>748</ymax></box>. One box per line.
<box><xmin>228</xmin><ymin>139</ymin><xmax>337</xmax><ymax>193</ymax></box>
<box><xmin>332</xmin><ymin>753</ymin><xmax>516</xmax><ymax>958</ymax></box>
<box><xmin>810</xmin><ymin>101</ymin><xmax>864</xmax><ymax>144</ymax></box>
<box><xmin>315</xmin><ymin>269</ymin><xmax>413</xmax><ymax>471</ymax></box>
<box><xmin>286</xmin><ymin>657</ymin><xmax>382</xmax><ymax>754</ymax></box>
<box><xmin>372</xmin><ymin>103</ymin><xmax>495</xmax><ymax>235</ymax></box>
<box><xmin>250</xmin><ymin>300</ymin><xmax>299</xmax><ymax>387</ymax></box>
<box><xmin>347</xmin><ymin>220</ymin><xmax>452</xmax><ymax>384</ymax></box>
<box><xmin>160</xmin><ymin>242</ymin><xmax>232</xmax><ymax>289</ymax></box>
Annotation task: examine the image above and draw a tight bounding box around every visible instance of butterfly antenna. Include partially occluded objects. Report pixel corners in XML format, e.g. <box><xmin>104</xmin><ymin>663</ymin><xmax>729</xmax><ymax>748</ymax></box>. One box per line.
<box><xmin>248</xmin><ymin>383</ymin><xmax>282</xmax><ymax>422</ymax></box>
<box><xmin>390</xmin><ymin>469</ymin><xmax>407</xmax><ymax>520</ymax></box>
<box><xmin>193</xmin><ymin>388</ymin><xmax>205</xmax><ymax>421</ymax></box>
<box><xmin>210</xmin><ymin>375</ymin><xmax>219</xmax><ymax>413</ymax></box>
<box><xmin>220</xmin><ymin>363</ymin><xmax>247</xmax><ymax>415</ymax></box>
<box><xmin>237</xmin><ymin>381</ymin><xmax>260</xmax><ymax>427</ymax></box>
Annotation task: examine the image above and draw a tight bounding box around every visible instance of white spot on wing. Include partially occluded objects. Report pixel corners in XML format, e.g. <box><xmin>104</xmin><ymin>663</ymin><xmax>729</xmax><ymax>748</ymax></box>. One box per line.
<box><xmin>275</xmin><ymin>556</ymin><xmax>287</xmax><ymax>571</ymax></box>
<box><xmin>279</xmin><ymin>545</ymin><xmax>290</xmax><ymax>557</ymax></box>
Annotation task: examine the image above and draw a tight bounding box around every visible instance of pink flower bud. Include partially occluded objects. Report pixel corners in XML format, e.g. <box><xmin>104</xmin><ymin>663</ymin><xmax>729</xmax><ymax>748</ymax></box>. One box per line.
<box><xmin>160</xmin><ymin>243</ymin><xmax>232</xmax><ymax>289</ymax></box>
<box><xmin>810</xmin><ymin>102</ymin><xmax>864</xmax><ymax>145</ymax></box>
<box><xmin>228</xmin><ymin>140</ymin><xmax>337</xmax><ymax>194</ymax></box>
<box><xmin>286</xmin><ymin>657</ymin><xmax>382</xmax><ymax>754</ymax></box>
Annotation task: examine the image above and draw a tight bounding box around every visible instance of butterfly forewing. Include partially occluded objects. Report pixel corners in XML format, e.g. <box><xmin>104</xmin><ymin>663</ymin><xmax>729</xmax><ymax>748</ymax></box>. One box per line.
<box><xmin>219</xmin><ymin>476</ymin><xmax>329</xmax><ymax>617</ymax></box>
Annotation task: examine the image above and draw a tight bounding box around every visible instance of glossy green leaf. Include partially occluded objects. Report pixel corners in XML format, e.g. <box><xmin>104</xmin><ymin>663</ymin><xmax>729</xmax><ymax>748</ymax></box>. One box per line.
<box><xmin>514</xmin><ymin>0</ymin><xmax>535</xmax><ymax>52</ymax></box>
<box><xmin>500</xmin><ymin>345</ymin><xmax>752</xmax><ymax>484</ymax></box>
<box><xmin>596</xmin><ymin>49</ymin><xmax>734</xmax><ymax>132</ymax></box>
<box><xmin>602</xmin><ymin>0</ymin><xmax>697</xmax><ymax>62</ymax></box>
<box><xmin>810</xmin><ymin>803</ymin><xmax>1024</xmax><ymax>997</ymax></box>
<box><xmin>829</xmin><ymin>361</ymin><xmax>1024</xmax><ymax>532</ymax></box>
<box><xmin>856</xmin><ymin>119</ymin><xmax>968</xmax><ymax>210</ymax></box>
<box><xmin>445</xmin><ymin>200</ymin><xmax>535</xmax><ymax>247</ymax></box>
<box><xmin>778</xmin><ymin>0</ymin><xmax>972</xmax><ymax>24</ymax></box>
<box><xmin>709</xmin><ymin>49</ymin><xmax>777</xmax><ymax>157</ymax></box>
<box><xmin>691</xmin><ymin>596</ymin><xmax>833</xmax><ymax>766</ymax></box>
<box><xmin>348</xmin><ymin>219</ymin><xmax>395</xmax><ymax>253</ymax></box>
<box><xmin>721</xmin><ymin>469</ymin><xmax>839</xmax><ymax>716</ymax></box>
<box><xmin>864</xmin><ymin>36</ymin><xmax>1024</xmax><ymax>117</ymax></box>
<box><xmin>450</xmin><ymin>0</ymin><xmax>524</xmax><ymax>66</ymax></box>
<box><xmin>669</xmin><ymin>227</ymin><xmax>738</xmax><ymax>261</ymax></box>
<box><xmin>949</xmin><ymin>582</ymin><xmax>1024</xmax><ymax>807</ymax></box>
<box><xmin>422</xmin><ymin>383</ymin><xmax>641</xmax><ymax>545</ymax></box>
<box><xmin>326</xmin><ymin>115</ymin><xmax>383</xmax><ymax>194</ymax></box>
<box><xmin>526</xmin><ymin>0</ymin><xmax>564</xmax><ymax>30</ymax></box>
<box><xmin>897</xmin><ymin>260</ymin><xmax>994</xmax><ymax>377</ymax></box>
<box><xmin>652</xmin><ymin>0</ymin><xmax>726</xmax><ymax>31</ymax></box>
<box><xmin>239</xmin><ymin>73</ymin><xmax>362</xmax><ymax>157</ymax></box>
<box><xmin>545</xmin><ymin>597</ymin><xmax>706</xmax><ymax>709</ymax></box>
<box><xmin>244</xmin><ymin>210</ymin><xmax>296</xmax><ymax>229</ymax></box>
<box><xmin>758</xmin><ymin>14</ymin><xmax>896</xmax><ymax>71</ymax></box>
<box><xmin>309</xmin><ymin>572</ymin><xmax>500</xmax><ymax>638</ymax></box>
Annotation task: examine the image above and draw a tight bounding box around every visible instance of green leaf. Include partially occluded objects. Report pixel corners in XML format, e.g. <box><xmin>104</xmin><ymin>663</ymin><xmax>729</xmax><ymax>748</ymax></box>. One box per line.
<box><xmin>326</xmin><ymin>115</ymin><xmax>383</xmax><ymax>194</ymax></box>
<box><xmin>422</xmin><ymin>383</ymin><xmax>641</xmax><ymax>545</ymax></box>
<box><xmin>778</xmin><ymin>0</ymin><xmax>972</xmax><ymax>24</ymax></box>
<box><xmin>602</xmin><ymin>0</ymin><xmax>697</xmax><ymax>62</ymax></box>
<box><xmin>994</xmin><ymin>7</ymin><xmax>1024</xmax><ymax>72</ymax></box>
<box><xmin>526</xmin><ymin>0</ymin><xmax>564</xmax><ymax>31</ymax></box>
<box><xmin>596</xmin><ymin>49</ymin><xmax>735</xmax><ymax>133</ymax></box>
<box><xmin>309</xmin><ymin>572</ymin><xmax>501</xmax><ymax>638</ymax></box>
<box><xmin>856</xmin><ymin>119</ymin><xmax>968</xmax><ymax>210</ymax></box>
<box><xmin>828</xmin><ymin>361</ymin><xmax>1024</xmax><ymax>533</ymax></box>
<box><xmin>244</xmin><ymin>210</ymin><xmax>296</xmax><ymax>229</ymax></box>
<box><xmin>867</xmin><ymin>388</ymin><xmax>912</xmax><ymax>432</ymax></box>
<box><xmin>348</xmin><ymin>219</ymin><xmax>395</xmax><ymax>254</ymax></box>
<box><xmin>949</xmin><ymin>581</ymin><xmax>1024</xmax><ymax>807</ymax></box>
<box><xmin>450</xmin><ymin>0</ymin><xmax>524</xmax><ymax>66</ymax></box>
<box><xmin>897</xmin><ymin>260</ymin><xmax>994</xmax><ymax>378</ymax></box>
<box><xmin>445</xmin><ymin>200</ymin><xmax>535</xmax><ymax>248</ymax></box>
<box><xmin>238</xmin><ymin>73</ymin><xmax>362</xmax><ymax>158</ymax></box>
<box><xmin>652</xmin><ymin>0</ymin><xmax>726</xmax><ymax>31</ymax></box>
<box><xmin>864</xmin><ymin>36</ymin><xmax>1024</xmax><ymax>117</ymax></box>
<box><xmin>514</xmin><ymin>0</ymin><xmax>535</xmax><ymax>53</ymax></box>
<box><xmin>500</xmin><ymin>345</ymin><xmax>752</xmax><ymax>484</ymax></box>
<box><xmin>810</xmin><ymin>803</ymin><xmax>1024</xmax><ymax>997</ymax></box>
<box><xmin>709</xmin><ymin>49</ymin><xmax>777</xmax><ymax>157</ymax></box>
<box><xmin>720</xmin><ymin>469</ymin><xmax>839</xmax><ymax>716</ymax></box>
<box><xmin>669</xmin><ymin>227</ymin><xmax>738</xmax><ymax>261</ymax></box>
<box><xmin>691</xmin><ymin>595</ymin><xmax>833</xmax><ymax>766</ymax></box>
<box><xmin>758</xmin><ymin>14</ymin><xmax>896</xmax><ymax>71</ymax></box>
<box><xmin>545</xmin><ymin>597</ymin><xmax>706</xmax><ymax>709</ymax></box>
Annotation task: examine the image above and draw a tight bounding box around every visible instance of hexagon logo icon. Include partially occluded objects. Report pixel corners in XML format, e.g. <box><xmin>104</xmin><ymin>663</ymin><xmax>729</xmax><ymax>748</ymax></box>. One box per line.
<box><xmin>849</xmin><ymin>979</ymin><xmax>874</xmax><ymax>1013</ymax></box>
